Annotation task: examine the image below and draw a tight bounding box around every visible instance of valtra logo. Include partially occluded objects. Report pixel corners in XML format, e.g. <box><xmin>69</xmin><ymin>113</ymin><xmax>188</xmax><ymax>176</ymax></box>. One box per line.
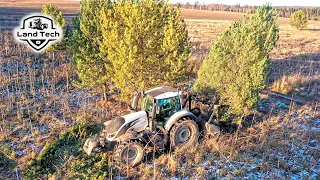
<box><xmin>13</xmin><ymin>14</ymin><xmax>63</xmax><ymax>53</ymax></box>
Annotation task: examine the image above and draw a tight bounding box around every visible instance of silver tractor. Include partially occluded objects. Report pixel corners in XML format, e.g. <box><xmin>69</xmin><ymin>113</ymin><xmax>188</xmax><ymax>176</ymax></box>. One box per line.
<box><xmin>84</xmin><ymin>86</ymin><xmax>220</xmax><ymax>167</ymax></box>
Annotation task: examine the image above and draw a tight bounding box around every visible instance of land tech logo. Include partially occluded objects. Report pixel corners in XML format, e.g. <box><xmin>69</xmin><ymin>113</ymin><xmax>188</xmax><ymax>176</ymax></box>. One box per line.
<box><xmin>13</xmin><ymin>14</ymin><xmax>62</xmax><ymax>53</ymax></box>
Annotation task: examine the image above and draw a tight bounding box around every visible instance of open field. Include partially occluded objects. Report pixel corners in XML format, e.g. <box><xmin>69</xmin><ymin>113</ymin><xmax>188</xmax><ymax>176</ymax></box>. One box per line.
<box><xmin>1</xmin><ymin>1</ymin><xmax>320</xmax><ymax>27</ymax></box>
<box><xmin>186</xmin><ymin>19</ymin><xmax>320</xmax><ymax>101</ymax></box>
<box><xmin>0</xmin><ymin>2</ymin><xmax>319</xmax><ymax>180</ymax></box>
<box><xmin>0</xmin><ymin>0</ymin><xmax>80</xmax><ymax>12</ymax></box>
<box><xmin>181</xmin><ymin>9</ymin><xmax>320</xmax><ymax>26</ymax></box>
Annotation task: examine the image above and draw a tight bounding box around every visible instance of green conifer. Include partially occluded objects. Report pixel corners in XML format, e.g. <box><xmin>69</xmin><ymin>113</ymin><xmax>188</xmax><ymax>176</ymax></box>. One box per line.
<box><xmin>194</xmin><ymin>4</ymin><xmax>279</xmax><ymax>118</ymax></box>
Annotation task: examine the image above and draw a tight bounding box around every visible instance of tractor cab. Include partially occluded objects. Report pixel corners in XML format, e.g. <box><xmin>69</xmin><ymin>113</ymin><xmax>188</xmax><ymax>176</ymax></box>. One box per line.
<box><xmin>133</xmin><ymin>86</ymin><xmax>183</xmax><ymax>125</ymax></box>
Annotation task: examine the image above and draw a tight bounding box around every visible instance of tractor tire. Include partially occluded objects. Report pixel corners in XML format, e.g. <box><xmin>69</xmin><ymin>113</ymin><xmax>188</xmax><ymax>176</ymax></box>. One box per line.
<box><xmin>113</xmin><ymin>141</ymin><xmax>145</xmax><ymax>168</ymax></box>
<box><xmin>170</xmin><ymin>117</ymin><xmax>199</xmax><ymax>149</ymax></box>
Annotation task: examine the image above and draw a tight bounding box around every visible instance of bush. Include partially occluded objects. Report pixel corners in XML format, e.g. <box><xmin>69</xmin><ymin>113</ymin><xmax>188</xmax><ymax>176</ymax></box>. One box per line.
<box><xmin>69</xmin><ymin>0</ymin><xmax>190</xmax><ymax>102</ymax></box>
<box><xmin>41</xmin><ymin>3</ymin><xmax>66</xmax><ymax>51</ymax></box>
<box><xmin>290</xmin><ymin>10</ymin><xmax>308</xmax><ymax>29</ymax></box>
<box><xmin>68</xmin><ymin>0</ymin><xmax>112</xmax><ymax>99</ymax></box>
<box><xmin>99</xmin><ymin>0</ymin><xmax>190</xmax><ymax>102</ymax></box>
<box><xmin>194</xmin><ymin>4</ymin><xmax>279</xmax><ymax>119</ymax></box>
<box><xmin>22</xmin><ymin>123</ymin><xmax>107</xmax><ymax>179</ymax></box>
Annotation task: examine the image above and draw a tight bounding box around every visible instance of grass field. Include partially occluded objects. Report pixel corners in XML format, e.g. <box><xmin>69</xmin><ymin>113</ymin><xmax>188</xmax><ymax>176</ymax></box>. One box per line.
<box><xmin>0</xmin><ymin>2</ymin><xmax>319</xmax><ymax>180</ymax></box>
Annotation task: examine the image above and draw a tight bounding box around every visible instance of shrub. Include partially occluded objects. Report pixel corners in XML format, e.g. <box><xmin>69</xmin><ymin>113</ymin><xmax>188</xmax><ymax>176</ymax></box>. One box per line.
<box><xmin>22</xmin><ymin>124</ymin><xmax>107</xmax><ymax>179</ymax></box>
<box><xmin>68</xmin><ymin>0</ymin><xmax>112</xmax><ymax>99</ymax></box>
<box><xmin>70</xmin><ymin>0</ymin><xmax>190</xmax><ymax>102</ymax></box>
<box><xmin>290</xmin><ymin>10</ymin><xmax>308</xmax><ymax>29</ymax></box>
<box><xmin>99</xmin><ymin>0</ymin><xmax>191</xmax><ymax>102</ymax></box>
<box><xmin>194</xmin><ymin>4</ymin><xmax>279</xmax><ymax>119</ymax></box>
<box><xmin>41</xmin><ymin>3</ymin><xmax>66</xmax><ymax>51</ymax></box>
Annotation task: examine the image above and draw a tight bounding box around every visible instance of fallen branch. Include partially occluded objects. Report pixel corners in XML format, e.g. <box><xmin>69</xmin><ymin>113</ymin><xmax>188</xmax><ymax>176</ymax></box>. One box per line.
<box><xmin>260</xmin><ymin>89</ymin><xmax>308</xmax><ymax>105</ymax></box>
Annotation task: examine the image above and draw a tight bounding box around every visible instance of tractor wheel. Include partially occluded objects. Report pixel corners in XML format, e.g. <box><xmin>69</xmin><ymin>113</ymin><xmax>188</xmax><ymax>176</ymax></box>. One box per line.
<box><xmin>170</xmin><ymin>117</ymin><xmax>199</xmax><ymax>149</ymax></box>
<box><xmin>113</xmin><ymin>141</ymin><xmax>145</xmax><ymax>168</ymax></box>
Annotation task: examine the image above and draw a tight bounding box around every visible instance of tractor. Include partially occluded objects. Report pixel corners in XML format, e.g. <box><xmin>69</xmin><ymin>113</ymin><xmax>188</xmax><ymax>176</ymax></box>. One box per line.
<box><xmin>29</xmin><ymin>18</ymin><xmax>48</xmax><ymax>30</ymax></box>
<box><xmin>83</xmin><ymin>86</ymin><xmax>220</xmax><ymax>167</ymax></box>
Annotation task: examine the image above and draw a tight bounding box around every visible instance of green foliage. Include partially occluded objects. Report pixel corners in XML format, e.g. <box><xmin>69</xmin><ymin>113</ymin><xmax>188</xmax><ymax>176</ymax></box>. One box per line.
<box><xmin>290</xmin><ymin>10</ymin><xmax>308</xmax><ymax>29</ymax></box>
<box><xmin>0</xmin><ymin>144</ymin><xmax>16</xmax><ymax>170</ymax></box>
<box><xmin>42</xmin><ymin>3</ymin><xmax>66</xmax><ymax>28</ymax></box>
<box><xmin>41</xmin><ymin>3</ymin><xmax>67</xmax><ymax>51</ymax></box>
<box><xmin>99</xmin><ymin>0</ymin><xmax>191</xmax><ymax>102</ymax></box>
<box><xmin>69</xmin><ymin>0</ymin><xmax>190</xmax><ymax>102</ymax></box>
<box><xmin>22</xmin><ymin>123</ymin><xmax>107</xmax><ymax>179</ymax></box>
<box><xmin>68</xmin><ymin>0</ymin><xmax>111</xmax><ymax>92</ymax></box>
<box><xmin>194</xmin><ymin>4</ymin><xmax>279</xmax><ymax>118</ymax></box>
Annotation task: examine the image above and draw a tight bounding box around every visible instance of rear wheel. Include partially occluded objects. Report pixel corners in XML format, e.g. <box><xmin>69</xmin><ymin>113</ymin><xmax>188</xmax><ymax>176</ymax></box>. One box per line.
<box><xmin>170</xmin><ymin>117</ymin><xmax>199</xmax><ymax>149</ymax></box>
<box><xmin>113</xmin><ymin>141</ymin><xmax>145</xmax><ymax>168</ymax></box>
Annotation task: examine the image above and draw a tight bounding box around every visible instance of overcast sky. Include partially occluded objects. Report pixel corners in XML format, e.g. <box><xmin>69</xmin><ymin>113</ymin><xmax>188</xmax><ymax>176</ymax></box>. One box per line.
<box><xmin>169</xmin><ymin>0</ymin><xmax>320</xmax><ymax>7</ymax></box>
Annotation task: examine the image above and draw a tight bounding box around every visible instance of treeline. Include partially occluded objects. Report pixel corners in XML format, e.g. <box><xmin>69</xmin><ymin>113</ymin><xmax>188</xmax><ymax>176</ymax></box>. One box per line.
<box><xmin>175</xmin><ymin>3</ymin><xmax>320</xmax><ymax>20</ymax></box>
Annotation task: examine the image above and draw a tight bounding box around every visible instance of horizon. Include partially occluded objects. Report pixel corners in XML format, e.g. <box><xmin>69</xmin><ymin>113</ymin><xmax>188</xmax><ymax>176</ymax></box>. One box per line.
<box><xmin>170</xmin><ymin>0</ymin><xmax>320</xmax><ymax>7</ymax></box>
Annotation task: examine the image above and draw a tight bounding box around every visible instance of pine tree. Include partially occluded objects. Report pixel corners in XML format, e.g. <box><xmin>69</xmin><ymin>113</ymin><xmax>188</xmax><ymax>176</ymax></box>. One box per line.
<box><xmin>41</xmin><ymin>3</ymin><xmax>66</xmax><ymax>51</ymax></box>
<box><xmin>42</xmin><ymin>3</ymin><xmax>66</xmax><ymax>27</ymax></box>
<box><xmin>99</xmin><ymin>0</ymin><xmax>190</xmax><ymax>102</ymax></box>
<box><xmin>290</xmin><ymin>10</ymin><xmax>308</xmax><ymax>29</ymax></box>
<box><xmin>194</xmin><ymin>4</ymin><xmax>279</xmax><ymax>118</ymax></box>
<box><xmin>68</xmin><ymin>0</ymin><xmax>112</xmax><ymax>99</ymax></box>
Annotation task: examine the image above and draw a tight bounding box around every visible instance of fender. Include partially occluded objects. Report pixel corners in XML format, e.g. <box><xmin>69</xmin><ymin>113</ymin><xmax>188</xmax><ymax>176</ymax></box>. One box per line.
<box><xmin>117</xmin><ymin>132</ymin><xmax>140</xmax><ymax>142</ymax></box>
<box><xmin>164</xmin><ymin>109</ymin><xmax>198</xmax><ymax>131</ymax></box>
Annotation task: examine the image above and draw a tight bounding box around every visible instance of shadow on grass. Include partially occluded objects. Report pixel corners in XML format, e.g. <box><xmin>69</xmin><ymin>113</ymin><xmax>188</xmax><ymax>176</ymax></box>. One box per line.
<box><xmin>269</xmin><ymin>53</ymin><xmax>320</xmax><ymax>83</ymax></box>
<box><xmin>268</xmin><ymin>53</ymin><xmax>320</xmax><ymax>99</ymax></box>
<box><xmin>301</xmin><ymin>28</ymin><xmax>320</xmax><ymax>31</ymax></box>
<box><xmin>0</xmin><ymin>151</ymin><xmax>16</xmax><ymax>179</ymax></box>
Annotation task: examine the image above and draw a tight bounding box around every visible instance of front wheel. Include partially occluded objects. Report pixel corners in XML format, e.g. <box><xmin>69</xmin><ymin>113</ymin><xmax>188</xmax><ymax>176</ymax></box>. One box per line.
<box><xmin>170</xmin><ymin>117</ymin><xmax>199</xmax><ymax>149</ymax></box>
<box><xmin>113</xmin><ymin>141</ymin><xmax>145</xmax><ymax>168</ymax></box>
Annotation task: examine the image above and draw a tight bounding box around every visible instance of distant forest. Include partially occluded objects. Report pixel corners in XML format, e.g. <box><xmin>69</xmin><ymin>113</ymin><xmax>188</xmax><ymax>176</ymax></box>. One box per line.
<box><xmin>175</xmin><ymin>3</ymin><xmax>320</xmax><ymax>20</ymax></box>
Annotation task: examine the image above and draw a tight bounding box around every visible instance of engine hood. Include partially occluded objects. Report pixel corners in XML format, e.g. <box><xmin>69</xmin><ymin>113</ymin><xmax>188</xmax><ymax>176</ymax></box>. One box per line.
<box><xmin>104</xmin><ymin>111</ymin><xmax>148</xmax><ymax>141</ymax></box>
<box><xmin>121</xmin><ymin>111</ymin><xmax>147</xmax><ymax>122</ymax></box>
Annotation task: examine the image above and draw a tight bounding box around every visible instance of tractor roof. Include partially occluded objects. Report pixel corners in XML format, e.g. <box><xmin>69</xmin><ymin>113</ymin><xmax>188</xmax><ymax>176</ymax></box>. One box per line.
<box><xmin>144</xmin><ymin>86</ymin><xmax>180</xmax><ymax>99</ymax></box>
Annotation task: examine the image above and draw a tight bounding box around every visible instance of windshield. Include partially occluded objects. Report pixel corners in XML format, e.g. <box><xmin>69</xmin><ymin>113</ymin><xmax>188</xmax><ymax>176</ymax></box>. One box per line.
<box><xmin>157</xmin><ymin>96</ymin><xmax>181</xmax><ymax>118</ymax></box>
<box><xmin>142</xmin><ymin>95</ymin><xmax>153</xmax><ymax>112</ymax></box>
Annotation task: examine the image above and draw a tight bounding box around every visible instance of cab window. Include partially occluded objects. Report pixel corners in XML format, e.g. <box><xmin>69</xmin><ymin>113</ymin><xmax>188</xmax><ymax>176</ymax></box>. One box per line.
<box><xmin>157</xmin><ymin>96</ymin><xmax>181</xmax><ymax>118</ymax></box>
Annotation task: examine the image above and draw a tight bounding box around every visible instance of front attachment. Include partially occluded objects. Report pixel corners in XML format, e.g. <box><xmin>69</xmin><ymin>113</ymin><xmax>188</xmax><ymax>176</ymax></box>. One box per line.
<box><xmin>205</xmin><ymin>122</ymin><xmax>221</xmax><ymax>136</ymax></box>
<box><xmin>83</xmin><ymin>138</ymin><xmax>100</xmax><ymax>155</ymax></box>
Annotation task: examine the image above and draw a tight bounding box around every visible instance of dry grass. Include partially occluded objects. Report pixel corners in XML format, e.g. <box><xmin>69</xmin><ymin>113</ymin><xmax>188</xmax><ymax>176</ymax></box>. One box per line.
<box><xmin>186</xmin><ymin>20</ymin><xmax>320</xmax><ymax>100</ymax></box>
<box><xmin>181</xmin><ymin>9</ymin><xmax>320</xmax><ymax>25</ymax></box>
<box><xmin>136</xmin><ymin>104</ymin><xmax>319</xmax><ymax>179</ymax></box>
<box><xmin>0</xmin><ymin>0</ymin><xmax>80</xmax><ymax>13</ymax></box>
<box><xmin>0</xmin><ymin>4</ymin><xmax>319</xmax><ymax>179</ymax></box>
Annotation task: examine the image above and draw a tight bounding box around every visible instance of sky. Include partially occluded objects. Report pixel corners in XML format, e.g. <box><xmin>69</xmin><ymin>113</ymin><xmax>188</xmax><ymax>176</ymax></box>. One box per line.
<box><xmin>169</xmin><ymin>0</ymin><xmax>320</xmax><ymax>7</ymax></box>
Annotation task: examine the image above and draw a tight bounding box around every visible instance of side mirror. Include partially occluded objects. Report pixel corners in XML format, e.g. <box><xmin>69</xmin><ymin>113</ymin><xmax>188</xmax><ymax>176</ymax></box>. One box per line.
<box><xmin>128</xmin><ymin>105</ymin><xmax>134</xmax><ymax>111</ymax></box>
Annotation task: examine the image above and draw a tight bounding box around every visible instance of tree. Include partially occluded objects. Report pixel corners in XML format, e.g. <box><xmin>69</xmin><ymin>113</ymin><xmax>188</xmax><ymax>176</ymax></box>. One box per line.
<box><xmin>42</xmin><ymin>3</ymin><xmax>66</xmax><ymax>27</ymax></box>
<box><xmin>68</xmin><ymin>0</ymin><xmax>111</xmax><ymax>100</ymax></box>
<box><xmin>41</xmin><ymin>3</ymin><xmax>66</xmax><ymax>51</ymax></box>
<box><xmin>194</xmin><ymin>4</ymin><xmax>279</xmax><ymax>119</ymax></box>
<box><xmin>99</xmin><ymin>0</ymin><xmax>190</xmax><ymax>102</ymax></box>
<box><xmin>290</xmin><ymin>10</ymin><xmax>308</xmax><ymax>29</ymax></box>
